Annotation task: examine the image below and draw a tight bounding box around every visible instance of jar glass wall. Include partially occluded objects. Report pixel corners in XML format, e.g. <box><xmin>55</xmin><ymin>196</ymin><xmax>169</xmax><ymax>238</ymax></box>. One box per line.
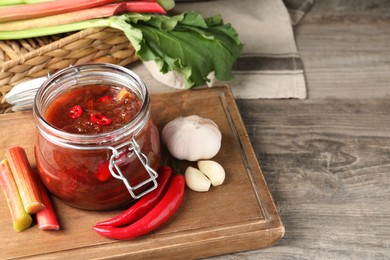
<box><xmin>33</xmin><ymin>63</ymin><xmax>160</xmax><ymax>210</ymax></box>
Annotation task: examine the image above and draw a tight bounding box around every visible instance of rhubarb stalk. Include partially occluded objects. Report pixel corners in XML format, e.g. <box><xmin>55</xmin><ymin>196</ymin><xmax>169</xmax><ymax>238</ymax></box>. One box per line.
<box><xmin>0</xmin><ymin>18</ymin><xmax>112</xmax><ymax>39</ymax></box>
<box><xmin>5</xmin><ymin>146</ymin><xmax>45</xmax><ymax>214</ymax></box>
<box><xmin>0</xmin><ymin>160</ymin><xmax>33</xmax><ymax>232</ymax></box>
<box><xmin>0</xmin><ymin>2</ymin><xmax>166</xmax><ymax>32</ymax></box>
<box><xmin>0</xmin><ymin>0</ymin><xmax>53</xmax><ymax>7</ymax></box>
<box><xmin>36</xmin><ymin>174</ymin><xmax>60</xmax><ymax>231</ymax></box>
<box><xmin>0</xmin><ymin>0</ymin><xmax>118</xmax><ymax>22</ymax></box>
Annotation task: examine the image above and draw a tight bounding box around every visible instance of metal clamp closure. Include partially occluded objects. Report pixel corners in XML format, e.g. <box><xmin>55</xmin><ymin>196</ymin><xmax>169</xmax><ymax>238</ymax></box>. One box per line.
<box><xmin>107</xmin><ymin>137</ymin><xmax>158</xmax><ymax>200</ymax></box>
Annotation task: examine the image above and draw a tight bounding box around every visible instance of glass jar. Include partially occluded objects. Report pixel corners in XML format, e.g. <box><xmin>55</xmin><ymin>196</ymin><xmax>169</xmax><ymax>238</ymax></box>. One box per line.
<box><xmin>33</xmin><ymin>63</ymin><xmax>160</xmax><ymax>210</ymax></box>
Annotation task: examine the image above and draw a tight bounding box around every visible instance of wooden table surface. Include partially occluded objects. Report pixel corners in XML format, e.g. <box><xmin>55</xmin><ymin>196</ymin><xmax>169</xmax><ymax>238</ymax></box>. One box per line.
<box><xmin>1</xmin><ymin>0</ymin><xmax>388</xmax><ymax>259</ymax></box>
<box><xmin>209</xmin><ymin>0</ymin><xmax>390</xmax><ymax>259</ymax></box>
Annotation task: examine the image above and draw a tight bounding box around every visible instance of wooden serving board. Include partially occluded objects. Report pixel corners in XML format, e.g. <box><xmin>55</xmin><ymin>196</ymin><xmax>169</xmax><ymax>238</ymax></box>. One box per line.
<box><xmin>0</xmin><ymin>86</ymin><xmax>284</xmax><ymax>259</ymax></box>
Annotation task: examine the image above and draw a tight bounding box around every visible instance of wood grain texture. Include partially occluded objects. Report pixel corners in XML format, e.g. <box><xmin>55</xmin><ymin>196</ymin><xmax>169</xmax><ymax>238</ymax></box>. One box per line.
<box><xmin>206</xmin><ymin>98</ymin><xmax>390</xmax><ymax>259</ymax></box>
<box><xmin>295</xmin><ymin>0</ymin><xmax>390</xmax><ymax>99</ymax></box>
<box><xmin>305</xmin><ymin>0</ymin><xmax>390</xmax><ymax>21</ymax></box>
<box><xmin>206</xmin><ymin>0</ymin><xmax>390</xmax><ymax>258</ymax></box>
<box><xmin>0</xmin><ymin>87</ymin><xmax>284</xmax><ymax>259</ymax></box>
<box><xmin>1</xmin><ymin>0</ymin><xmax>389</xmax><ymax>258</ymax></box>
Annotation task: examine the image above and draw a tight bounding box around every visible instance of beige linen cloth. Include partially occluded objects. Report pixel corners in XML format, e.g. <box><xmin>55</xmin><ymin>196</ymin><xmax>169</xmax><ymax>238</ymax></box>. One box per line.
<box><xmin>134</xmin><ymin>0</ymin><xmax>314</xmax><ymax>99</ymax></box>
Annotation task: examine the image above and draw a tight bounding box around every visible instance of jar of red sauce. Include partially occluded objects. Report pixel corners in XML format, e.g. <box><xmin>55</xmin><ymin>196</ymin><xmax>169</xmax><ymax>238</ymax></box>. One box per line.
<box><xmin>33</xmin><ymin>63</ymin><xmax>160</xmax><ymax>210</ymax></box>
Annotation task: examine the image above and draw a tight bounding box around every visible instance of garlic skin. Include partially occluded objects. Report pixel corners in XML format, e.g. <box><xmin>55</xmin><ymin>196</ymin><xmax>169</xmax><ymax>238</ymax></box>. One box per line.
<box><xmin>185</xmin><ymin>166</ymin><xmax>211</xmax><ymax>192</ymax></box>
<box><xmin>162</xmin><ymin>115</ymin><xmax>222</xmax><ymax>161</ymax></box>
<box><xmin>197</xmin><ymin>160</ymin><xmax>225</xmax><ymax>186</ymax></box>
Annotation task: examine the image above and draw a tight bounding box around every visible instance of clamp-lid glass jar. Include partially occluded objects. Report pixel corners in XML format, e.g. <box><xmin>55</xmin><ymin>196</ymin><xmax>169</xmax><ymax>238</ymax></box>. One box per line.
<box><xmin>33</xmin><ymin>63</ymin><xmax>160</xmax><ymax>210</ymax></box>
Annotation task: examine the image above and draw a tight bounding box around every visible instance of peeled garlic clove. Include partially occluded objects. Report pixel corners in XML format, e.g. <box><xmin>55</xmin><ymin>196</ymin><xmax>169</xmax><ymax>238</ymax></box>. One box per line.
<box><xmin>162</xmin><ymin>115</ymin><xmax>222</xmax><ymax>161</ymax></box>
<box><xmin>185</xmin><ymin>166</ymin><xmax>211</xmax><ymax>192</ymax></box>
<box><xmin>198</xmin><ymin>160</ymin><xmax>225</xmax><ymax>186</ymax></box>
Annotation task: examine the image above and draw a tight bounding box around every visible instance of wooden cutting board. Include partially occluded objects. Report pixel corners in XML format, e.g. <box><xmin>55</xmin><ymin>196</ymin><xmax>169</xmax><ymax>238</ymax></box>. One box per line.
<box><xmin>0</xmin><ymin>86</ymin><xmax>284</xmax><ymax>259</ymax></box>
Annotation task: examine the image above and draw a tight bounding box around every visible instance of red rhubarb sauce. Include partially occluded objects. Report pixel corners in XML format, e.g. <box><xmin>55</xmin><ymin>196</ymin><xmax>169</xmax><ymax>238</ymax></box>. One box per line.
<box><xmin>35</xmin><ymin>84</ymin><xmax>160</xmax><ymax>210</ymax></box>
<box><xmin>45</xmin><ymin>85</ymin><xmax>142</xmax><ymax>134</ymax></box>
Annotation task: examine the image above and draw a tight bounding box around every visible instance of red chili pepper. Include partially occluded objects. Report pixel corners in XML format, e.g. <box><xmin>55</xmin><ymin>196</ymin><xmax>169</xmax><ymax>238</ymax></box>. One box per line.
<box><xmin>96</xmin><ymin>95</ymin><xmax>113</xmax><ymax>103</ymax></box>
<box><xmin>93</xmin><ymin>173</ymin><xmax>185</xmax><ymax>240</ymax></box>
<box><xmin>95</xmin><ymin>165</ymin><xmax>173</xmax><ymax>227</ymax></box>
<box><xmin>67</xmin><ymin>105</ymin><xmax>83</xmax><ymax>119</ymax></box>
<box><xmin>90</xmin><ymin>113</ymin><xmax>111</xmax><ymax>125</ymax></box>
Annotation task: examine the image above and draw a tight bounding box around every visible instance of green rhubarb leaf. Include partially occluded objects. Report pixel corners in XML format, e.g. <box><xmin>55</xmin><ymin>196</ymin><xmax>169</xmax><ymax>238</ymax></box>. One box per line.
<box><xmin>0</xmin><ymin>11</ymin><xmax>243</xmax><ymax>89</ymax></box>
<box><xmin>117</xmin><ymin>12</ymin><xmax>243</xmax><ymax>89</ymax></box>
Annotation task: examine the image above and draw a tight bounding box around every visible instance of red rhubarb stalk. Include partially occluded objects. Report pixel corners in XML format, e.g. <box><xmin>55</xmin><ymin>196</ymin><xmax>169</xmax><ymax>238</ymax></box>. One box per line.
<box><xmin>0</xmin><ymin>0</ymin><xmax>54</xmax><ymax>6</ymax></box>
<box><xmin>123</xmin><ymin>1</ymin><xmax>166</xmax><ymax>14</ymax></box>
<box><xmin>0</xmin><ymin>0</ymin><xmax>118</xmax><ymax>22</ymax></box>
<box><xmin>0</xmin><ymin>2</ymin><xmax>166</xmax><ymax>32</ymax></box>
<box><xmin>5</xmin><ymin>146</ymin><xmax>45</xmax><ymax>214</ymax></box>
<box><xmin>36</xmin><ymin>174</ymin><xmax>60</xmax><ymax>231</ymax></box>
<box><xmin>0</xmin><ymin>160</ymin><xmax>33</xmax><ymax>232</ymax></box>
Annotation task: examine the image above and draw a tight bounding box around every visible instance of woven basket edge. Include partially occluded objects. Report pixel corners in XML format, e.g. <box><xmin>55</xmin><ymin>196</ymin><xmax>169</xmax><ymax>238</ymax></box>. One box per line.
<box><xmin>0</xmin><ymin>27</ymin><xmax>116</xmax><ymax>72</ymax></box>
<box><xmin>0</xmin><ymin>27</ymin><xmax>139</xmax><ymax>113</ymax></box>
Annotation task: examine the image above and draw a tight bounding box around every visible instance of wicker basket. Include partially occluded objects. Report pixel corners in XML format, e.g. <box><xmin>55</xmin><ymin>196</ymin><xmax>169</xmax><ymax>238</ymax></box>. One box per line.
<box><xmin>0</xmin><ymin>27</ymin><xmax>139</xmax><ymax>113</ymax></box>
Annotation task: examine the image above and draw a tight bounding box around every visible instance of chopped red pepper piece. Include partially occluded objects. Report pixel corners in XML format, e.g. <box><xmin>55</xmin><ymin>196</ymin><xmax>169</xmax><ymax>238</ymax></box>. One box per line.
<box><xmin>96</xmin><ymin>95</ymin><xmax>113</xmax><ymax>103</ymax></box>
<box><xmin>67</xmin><ymin>105</ymin><xmax>83</xmax><ymax>119</ymax></box>
<box><xmin>95</xmin><ymin>151</ymin><xmax>129</xmax><ymax>182</ymax></box>
<box><xmin>90</xmin><ymin>113</ymin><xmax>111</xmax><ymax>126</ymax></box>
<box><xmin>95</xmin><ymin>162</ymin><xmax>112</xmax><ymax>182</ymax></box>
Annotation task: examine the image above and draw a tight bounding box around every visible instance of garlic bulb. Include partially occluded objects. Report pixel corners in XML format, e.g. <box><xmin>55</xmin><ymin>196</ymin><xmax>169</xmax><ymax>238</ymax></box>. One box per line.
<box><xmin>185</xmin><ymin>166</ymin><xmax>211</xmax><ymax>192</ymax></box>
<box><xmin>197</xmin><ymin>160</ymin><xmax>225</xmax><ymax>186</ymax></box>
<box><xmin>162</xmin><ymin>115</ymin><xmax>222</xmax><ymax>161</ymax></box>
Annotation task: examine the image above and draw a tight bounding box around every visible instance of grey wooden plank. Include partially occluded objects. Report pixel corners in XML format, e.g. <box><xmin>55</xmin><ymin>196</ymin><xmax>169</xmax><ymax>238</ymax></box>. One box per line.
<box><xmin>306</xmin><ymin>0</ymin><xmax>390</xmax><ymax>21</ymax></box>
<box><xmin>296</xmin><ymin>22</ymin><xmax>390</xmax><ymax>99</ymax></box>
<box><xmin>295</xmin><ymin>0</ymin><xmax>390</xmax><ymax>99</ymax></box>
<box><xmin>206</xmin><ymin>0</ymin><xmax>390</xmax><ymax>258</ymax></box>
<box><xmin>206</xmin><ymin>98</ymin><xmax>390</xmax><ymax>259</ymax></box>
